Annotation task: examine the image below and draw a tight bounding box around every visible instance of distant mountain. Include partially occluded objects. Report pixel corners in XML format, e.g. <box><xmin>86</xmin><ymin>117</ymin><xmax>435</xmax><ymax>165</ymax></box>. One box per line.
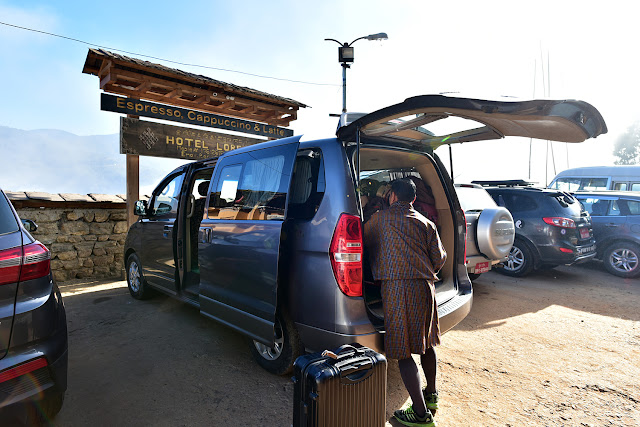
<box><xmin>0</xmin><ymin>126</ymin><xmax>187</xmax><ymax>195</ymax></box>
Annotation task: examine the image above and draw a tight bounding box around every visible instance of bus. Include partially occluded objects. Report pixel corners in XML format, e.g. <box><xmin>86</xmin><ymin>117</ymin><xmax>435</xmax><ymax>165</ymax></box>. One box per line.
<box><xmin>548</xmin><ymin>165</ymin><xmax>640</xmax><ymax>192</ymax></box>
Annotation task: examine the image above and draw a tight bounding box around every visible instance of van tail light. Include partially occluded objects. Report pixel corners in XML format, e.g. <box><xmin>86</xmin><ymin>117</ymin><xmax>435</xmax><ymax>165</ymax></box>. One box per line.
<box><xmin>543</xmin><ymin>217</ymin><xmax>576</xmax><ymax>229</ymax></box>
<box><xmin>330</xmin><ymin>214</ymin><xmax>363</xmax><ymax>297</ymax></box>
<box><xmin>0</xmin><ymin>242</ymin><xmax>51</xmax><ymax>286</ymax></box>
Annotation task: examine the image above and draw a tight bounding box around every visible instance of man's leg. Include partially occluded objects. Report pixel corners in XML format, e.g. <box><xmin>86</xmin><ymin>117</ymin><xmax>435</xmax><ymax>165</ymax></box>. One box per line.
<box><xmin>398</xmin><ymin>357</ymin><xmax>427</xmax><ymax>417</ymax></box>
<box><xmin>420</xmin><ymin>347</ymin><xmax>437</xmax><ymax>393</ymax></box>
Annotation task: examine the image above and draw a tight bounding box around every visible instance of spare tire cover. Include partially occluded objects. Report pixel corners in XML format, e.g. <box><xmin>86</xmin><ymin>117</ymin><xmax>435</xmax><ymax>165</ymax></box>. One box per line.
<box><xmin>476</xmin><ymin>207</ymin><xmax>515</xmax><ymax>260</ymax></box>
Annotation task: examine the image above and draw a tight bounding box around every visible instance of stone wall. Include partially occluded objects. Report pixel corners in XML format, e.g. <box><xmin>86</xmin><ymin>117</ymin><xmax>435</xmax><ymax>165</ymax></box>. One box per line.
<box><xmin>7</xmin><ymin>192</ymin><xmax>130</xmax><ymax>282</ymax></box>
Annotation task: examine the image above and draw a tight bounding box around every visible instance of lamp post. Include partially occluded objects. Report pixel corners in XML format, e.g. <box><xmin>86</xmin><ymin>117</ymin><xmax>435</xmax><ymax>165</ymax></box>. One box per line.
<box><xmin>325</xmin><ymin>33</ymin><xmax>388</xmax><ymax>113</ymax></box>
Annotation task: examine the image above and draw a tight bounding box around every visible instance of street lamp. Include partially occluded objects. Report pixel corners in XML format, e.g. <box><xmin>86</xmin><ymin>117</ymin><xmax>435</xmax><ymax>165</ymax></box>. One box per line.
<box><xmin>325</xmin><ymin>33</ymin><xmax>388</xmax><ymax>113</ymax></box>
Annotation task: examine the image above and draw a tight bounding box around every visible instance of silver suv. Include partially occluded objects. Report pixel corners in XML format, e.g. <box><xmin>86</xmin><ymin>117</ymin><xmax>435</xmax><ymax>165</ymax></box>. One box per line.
<box><xmin>455</xmin><ymin>184</ymin><xmax>515</xmax><ymax>280</ymax></box>
<box><xmin>124</xmin><ymin>95</ymin><xmax>606</xmax><ymax>374</ymax></box>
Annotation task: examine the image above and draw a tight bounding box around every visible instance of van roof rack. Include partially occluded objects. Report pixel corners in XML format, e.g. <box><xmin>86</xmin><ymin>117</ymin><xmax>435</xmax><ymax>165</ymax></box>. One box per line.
<box><xmin>471</xmin><ymin>179</ymin><xmax>538</xmax><ymax>187</ymax></box>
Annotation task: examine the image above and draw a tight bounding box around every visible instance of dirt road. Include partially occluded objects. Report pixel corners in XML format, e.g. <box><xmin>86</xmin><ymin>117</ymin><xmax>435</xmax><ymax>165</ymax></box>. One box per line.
<box><xmin>52</xmin><ymin>262</ymin><xmax>639</xmax><ymax>426</ymax></box>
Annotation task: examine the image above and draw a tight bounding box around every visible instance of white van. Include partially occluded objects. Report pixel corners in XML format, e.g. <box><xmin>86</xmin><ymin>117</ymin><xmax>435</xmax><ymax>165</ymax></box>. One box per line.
<box><xmin>548</xmin><ymin>165</ymin><xmax>640</xmax><ymax>192</ymax></box>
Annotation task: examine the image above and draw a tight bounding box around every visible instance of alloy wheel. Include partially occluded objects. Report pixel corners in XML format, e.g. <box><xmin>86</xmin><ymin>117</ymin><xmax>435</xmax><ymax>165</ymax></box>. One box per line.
<box><xmin>128</xmin><ymin>261</ymin><xmax>141</xmax><ymax>293</ymax></box>
<box><xmin>253</xmin><ymin>318</ymin><xmax>284</xmax><ymax>361</ymax></box>
<box><xmin>505</xmin><ymin>245</ymin><xmax>525</xmax><ymax>272</ymax></box>
<box><xmin>609</xmin><ymin>248</ymin><xmax>639</xmax><ymax>274</ymax></box>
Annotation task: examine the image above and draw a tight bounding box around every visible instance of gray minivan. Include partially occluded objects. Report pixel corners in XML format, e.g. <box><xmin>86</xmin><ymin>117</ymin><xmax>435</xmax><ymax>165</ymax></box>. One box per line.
<box><xmin>124</xmin><ymin>95</ymin><xmax>606</xmax><ymax>374</ymax></box>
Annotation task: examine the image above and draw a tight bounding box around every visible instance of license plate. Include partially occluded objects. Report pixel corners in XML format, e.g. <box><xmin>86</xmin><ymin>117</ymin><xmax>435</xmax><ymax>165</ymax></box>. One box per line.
<box><xmin>579</xmin><ymin>227</ymin><xmax>590</xmax><ymax>239</ymax></box>
<box><xmin>577</xmin><ymin>245</ymin><xmax>595</xmax><ymax>255</ymax></box>
<box><xmin>474</xmin><ymin>261</ymin><xmax>490</xmax><ymax>274</ymax></box>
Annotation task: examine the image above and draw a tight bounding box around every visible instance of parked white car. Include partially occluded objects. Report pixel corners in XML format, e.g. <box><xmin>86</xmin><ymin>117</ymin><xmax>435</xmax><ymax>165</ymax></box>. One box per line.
<box><xmin>455</xmin><ymin>184</ymin><xmax>515</xmax><ymax>280</ymax></box>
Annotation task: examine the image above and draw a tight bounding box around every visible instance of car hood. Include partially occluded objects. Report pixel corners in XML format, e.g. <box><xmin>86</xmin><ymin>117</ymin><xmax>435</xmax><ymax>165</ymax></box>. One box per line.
<box><xmin>336</xmin><ymin>95</ymin><xmax>607</xmax><ymax>150</ymax></box>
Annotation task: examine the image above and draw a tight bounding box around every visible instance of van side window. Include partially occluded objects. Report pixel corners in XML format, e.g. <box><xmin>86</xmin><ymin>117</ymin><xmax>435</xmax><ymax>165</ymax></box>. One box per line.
<box><xmin>152</xmin><ymin>173</ymin><xmax>184</xmax><ymax>216</ymax></box>
<box><xmin>207</xmin><ymin>147</ymin><xmax>294</xmax><ymax>220</ymax></box>
<box><xmin>613</xmin><ymin>182</ymin><xmax>627</xmax><ymax>191</ymax></box>
<box><xmin>581</xmin><ymin>178</ymin><xmax>609</xmax><ymax>190</ymax></box>
<box><xmin>554</xmin><ymin>177</ymin><xmax>608</xmax><ymax>191</ymax></box>
<box><xmin>632</xmin><ymin>183</ymin><xmax>640</xmax><ymax>191</ymax></box>
<box><xmin>239</xmin><ymin>154</ymin><xmax>288</xmax><ymax>219</ymax></box>
<box><xmin>207</xmin><ymin>164</ymin><xmax>242</xmax><ymax>219</ymax></box>
<box><xmin>287</xmin><ymin>149</ymin><xmax>325</xmax><ymax>220</ymax></box>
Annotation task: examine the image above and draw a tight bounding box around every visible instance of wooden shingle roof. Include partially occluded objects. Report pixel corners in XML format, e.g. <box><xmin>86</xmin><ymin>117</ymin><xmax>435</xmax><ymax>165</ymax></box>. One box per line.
<box><xmin>82</xmin><ymin>48</ymin><xmax>307</xmax><ymax>126</ymax></box>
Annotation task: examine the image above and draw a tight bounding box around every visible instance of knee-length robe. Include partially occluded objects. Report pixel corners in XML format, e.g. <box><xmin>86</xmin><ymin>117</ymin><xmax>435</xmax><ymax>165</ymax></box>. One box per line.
<box><xmin>364</xmin><ymin>201</ymin><xmax>446</xmax><ymax>360</ymax></box>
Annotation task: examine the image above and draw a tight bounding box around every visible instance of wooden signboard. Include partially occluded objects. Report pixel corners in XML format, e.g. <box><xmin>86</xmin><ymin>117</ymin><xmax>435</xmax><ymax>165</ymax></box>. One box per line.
<box><xmin>105</xmin><ymin>94</ymin><xmax>293</xmax><ymax>138</ymax></box>
<box><xmin>120</xmin><ymin>118</ymin><xmax>265</xmax><ymax>160</ymax></box>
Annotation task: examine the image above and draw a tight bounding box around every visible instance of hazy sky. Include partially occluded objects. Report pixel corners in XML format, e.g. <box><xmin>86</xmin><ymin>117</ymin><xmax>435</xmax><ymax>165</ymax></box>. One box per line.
<box><xmin>1</xmin><ymin>0</ymin><xmax>639</xmax><ymax>189</ymax></box>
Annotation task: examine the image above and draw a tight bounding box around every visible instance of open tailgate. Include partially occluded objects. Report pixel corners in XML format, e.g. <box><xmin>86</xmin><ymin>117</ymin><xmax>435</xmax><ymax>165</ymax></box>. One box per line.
<box><xmin>337</xmin><ymin>95</ymin><xmax>607</xmax><ymax>149</ymax></box>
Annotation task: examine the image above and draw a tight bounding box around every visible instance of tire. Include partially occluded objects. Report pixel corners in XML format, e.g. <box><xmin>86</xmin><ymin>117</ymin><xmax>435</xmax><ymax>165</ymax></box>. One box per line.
<box><xmin>249</xmin><ymin>310</ymin><xmax>302</xmax><ymax>375</ymax></box>
<box><xmin>497</xmin><ymin>240</ymin><xmax>535</xmax><ymax>277</ymax></box>
<box><xmin>126</xmin><ymin>253</ymin><xmax>154</xmax><ymax>300</ymax></box>
<box><xmin>603</xmin><ymin>242</ymin><xmax>640</xmax><ymax>278</ymax></box>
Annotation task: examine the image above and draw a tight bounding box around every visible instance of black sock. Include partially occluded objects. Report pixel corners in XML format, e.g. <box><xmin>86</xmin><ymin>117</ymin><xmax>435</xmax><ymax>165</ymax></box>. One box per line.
<box><xmin>398</xmin><ymin>357</ymin><xmax>427</xmax><ymax>418</ymax></box>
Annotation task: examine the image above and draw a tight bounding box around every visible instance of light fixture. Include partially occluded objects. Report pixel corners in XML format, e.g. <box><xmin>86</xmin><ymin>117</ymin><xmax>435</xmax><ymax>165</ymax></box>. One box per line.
<box><xmin>325</xmin><ymin>33</ymin><xmax>388</xmax><ymax>113</ymax></box>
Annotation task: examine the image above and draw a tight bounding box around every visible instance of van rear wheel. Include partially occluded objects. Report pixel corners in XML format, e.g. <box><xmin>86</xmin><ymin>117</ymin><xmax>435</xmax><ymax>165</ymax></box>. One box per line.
<box><xmin>250</xmin><ymin>311</ymin><xmax>302</xmax><ymax>375</ymax></box>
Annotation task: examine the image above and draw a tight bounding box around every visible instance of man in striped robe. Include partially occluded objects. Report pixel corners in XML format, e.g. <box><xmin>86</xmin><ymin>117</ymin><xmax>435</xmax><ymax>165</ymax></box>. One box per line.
<box><xmin>364</xmin><ymin>178</ymin><xmax>446</xmax><ymax>427</ymax></box>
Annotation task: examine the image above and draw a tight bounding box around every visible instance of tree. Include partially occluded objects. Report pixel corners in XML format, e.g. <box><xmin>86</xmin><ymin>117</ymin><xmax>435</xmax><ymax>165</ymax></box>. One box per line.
<box><xmin>613</xmin><ymin>121</ymin><xmax>640</xmax><ymax>165</ymax></box>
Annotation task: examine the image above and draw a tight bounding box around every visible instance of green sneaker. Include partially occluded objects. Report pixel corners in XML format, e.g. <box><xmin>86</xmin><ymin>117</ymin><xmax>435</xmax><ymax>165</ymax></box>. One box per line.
<box><xmin>423</xmin><ymin>390</ymin><xmax>439</xmax><ymax>417</ymax></box>
<box><xmin>393</xmin><ymin>405</ymin><xmax>436</xmax><ymax>427</ymax></box>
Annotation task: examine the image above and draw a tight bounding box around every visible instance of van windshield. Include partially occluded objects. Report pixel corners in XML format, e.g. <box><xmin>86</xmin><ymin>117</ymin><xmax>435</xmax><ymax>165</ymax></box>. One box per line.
<box><xmin>550</xmin><ymin>177</ymin><xmax>608</xmax><ymax>191</ymax></box>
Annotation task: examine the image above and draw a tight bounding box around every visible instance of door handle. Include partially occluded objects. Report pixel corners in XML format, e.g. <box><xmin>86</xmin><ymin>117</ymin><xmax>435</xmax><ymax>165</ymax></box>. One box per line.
<box><xmin>163</xmin><ymin>225</ymin><xmax>173</xmax><ymax>238</ymax></box>
<box><xmin>187</xmin><ymin>195</ymin><xmax>195</xmax><ymax>219</ymax></box>
<box><xmin>605</xmin><ymin>223</ymin><xmax>619</xmax><ymax>227</ymax></box>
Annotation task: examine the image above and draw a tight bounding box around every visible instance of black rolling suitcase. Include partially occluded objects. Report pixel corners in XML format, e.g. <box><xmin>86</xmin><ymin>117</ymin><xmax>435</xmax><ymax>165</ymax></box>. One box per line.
<box><xmin>292</xmin><ymin>343</ymin><xmax>387</xmax><ymax>427</ymax></box>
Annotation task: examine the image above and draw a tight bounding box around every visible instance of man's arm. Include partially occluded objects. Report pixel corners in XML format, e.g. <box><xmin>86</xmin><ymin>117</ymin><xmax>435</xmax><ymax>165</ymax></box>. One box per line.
<box><xmin>363</xmin><ymin>212</ymin><xmax>379</xmax><ymax>245</ymax></box>
<box><xmin>428</xmin><ymin>224</ymin><xmax>447</xmax><ymax>273</ymax></box>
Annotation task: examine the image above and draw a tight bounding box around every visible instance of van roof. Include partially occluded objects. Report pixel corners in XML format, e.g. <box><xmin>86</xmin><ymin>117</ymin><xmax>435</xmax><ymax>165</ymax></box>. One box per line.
<box><xmin>552</xmin><ymin>165</ymin><xmax>640</xmax><ymax>179</ymax></box>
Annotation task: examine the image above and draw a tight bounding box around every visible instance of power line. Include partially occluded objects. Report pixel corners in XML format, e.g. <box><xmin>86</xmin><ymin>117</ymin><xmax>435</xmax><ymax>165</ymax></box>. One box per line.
<box><xmin>0</xmin><ymin>21</ymin><xmax>339</xmax><ymax>87</ymax></box>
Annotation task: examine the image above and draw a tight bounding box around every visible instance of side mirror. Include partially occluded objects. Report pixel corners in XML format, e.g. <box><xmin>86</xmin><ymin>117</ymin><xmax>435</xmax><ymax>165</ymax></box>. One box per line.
<box><xmin>134</xmin><ymin>200</ymin><xmax>148</xmax><ymax>216</ymax></box>
<box><xmin>21</xmin><ymin>219</ymin><xmax>38</xmax><ymax>232</ymax></box>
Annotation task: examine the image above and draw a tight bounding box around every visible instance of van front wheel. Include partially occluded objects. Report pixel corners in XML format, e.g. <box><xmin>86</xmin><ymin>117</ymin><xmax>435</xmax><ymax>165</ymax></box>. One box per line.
<box><xmin>126</xmin><ymin>253</ymin><xmax>154</xmax><ymax>300</ymax></box>
<box><xmin>250</xmin><ymin>311</ymin><xmax>302</xmax><ymax>375</ymax></box>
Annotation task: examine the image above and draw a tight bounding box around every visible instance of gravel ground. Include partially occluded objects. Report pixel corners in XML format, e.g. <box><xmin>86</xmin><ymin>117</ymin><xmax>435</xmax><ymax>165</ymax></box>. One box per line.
<box><xmin>52</xmin><ymin>261</ymin><xmax>639</xmax><ymax>426</ymax></box>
